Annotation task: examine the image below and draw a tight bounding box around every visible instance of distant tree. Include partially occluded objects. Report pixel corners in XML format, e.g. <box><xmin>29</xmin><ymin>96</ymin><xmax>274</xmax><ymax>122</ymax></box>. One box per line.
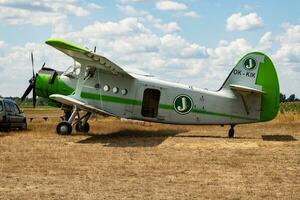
<box><xmin>287</xmin><ymin>94</ymin><xmax>296</xmax><ymax>102</ymax></box>
<box><xmin>280</xmin><ymin>93</ymin><xmax>286</xmax><ymax>102</ymax></box>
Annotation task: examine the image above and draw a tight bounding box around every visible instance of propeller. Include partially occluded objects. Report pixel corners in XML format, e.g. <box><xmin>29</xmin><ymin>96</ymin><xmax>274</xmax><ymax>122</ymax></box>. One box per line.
<box><xmin>21</xmin><ymin>52</ymin><xmax>44</xmax><ymax>107</ymax></box>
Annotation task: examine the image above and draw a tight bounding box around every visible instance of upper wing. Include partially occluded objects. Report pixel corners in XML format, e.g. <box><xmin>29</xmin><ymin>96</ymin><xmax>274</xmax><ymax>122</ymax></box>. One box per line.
<box><xmin>45</xmin><ymin>38</ymin><xmax>133</xmax><ymax>78</ymax></box>
<box><xmin>50</xmin><ymin>94</ymin><xmax>115</xmax><ymax>116</ymax></box>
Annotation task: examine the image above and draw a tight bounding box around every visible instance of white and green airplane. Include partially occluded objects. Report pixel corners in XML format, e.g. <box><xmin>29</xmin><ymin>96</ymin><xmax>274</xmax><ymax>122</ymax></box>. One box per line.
<box><xmin>22</xmin><ymin>38</ymin><xmax>280</xmax><ymax>137</ymax></box>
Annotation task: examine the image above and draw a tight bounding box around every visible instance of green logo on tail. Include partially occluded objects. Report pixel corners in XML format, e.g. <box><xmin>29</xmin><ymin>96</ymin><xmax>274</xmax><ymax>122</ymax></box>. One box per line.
<box><xmin>173</xmin><ymin>95</ymin><xmax>193</xmax><ymax>114</ymax></box>
<box><xmin>244</xmin><ymin>58</ymin><xmax>256</xmax><ymax>70</ymax></box>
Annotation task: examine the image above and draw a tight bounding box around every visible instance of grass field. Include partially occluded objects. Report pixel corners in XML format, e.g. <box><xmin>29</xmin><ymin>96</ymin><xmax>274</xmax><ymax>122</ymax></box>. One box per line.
<box><xmin>0</xmin><ymin>108</ymin><xmax>299</xmax><ymax>199</ymax></box>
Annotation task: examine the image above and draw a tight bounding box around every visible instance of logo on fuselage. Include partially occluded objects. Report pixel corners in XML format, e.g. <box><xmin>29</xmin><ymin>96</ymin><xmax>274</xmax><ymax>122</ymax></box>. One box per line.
<box><xmin>243</xmin><ymin>57</ymin><xmax>257</xmax><ymax>70</ymax></box>
<box><xmin>173</xmin><ymin>95</ymin><xmax>193</xmax><ymax>114</ymax></box>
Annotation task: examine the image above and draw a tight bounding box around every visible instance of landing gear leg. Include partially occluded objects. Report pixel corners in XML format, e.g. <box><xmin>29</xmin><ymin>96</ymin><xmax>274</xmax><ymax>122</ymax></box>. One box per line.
<box><xmin>75</xmin><ymin>112</ymin><xmax>91</xmax><ymax>133</ymax></box>
<box><xmin>56</xmin><ymin>106</ymin><xmax>79</xmax><ymax>135</ymax></box>
<box><xmin>228</xmin><ymin>125</ymin><xmax>235</xmax><ymax>138</ymax></box>
<box><xmin>62</xmin><ymin>105</ymin><xmax>72</xmax><ymax>121</ymax></box>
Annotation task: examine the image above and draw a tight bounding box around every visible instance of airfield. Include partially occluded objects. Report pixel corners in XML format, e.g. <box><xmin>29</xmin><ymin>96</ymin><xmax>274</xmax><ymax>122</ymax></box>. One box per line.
<box><xmin>0</xmin><ymin>108</ymin><xmax>299</xmax><ymax>199</ymax></box>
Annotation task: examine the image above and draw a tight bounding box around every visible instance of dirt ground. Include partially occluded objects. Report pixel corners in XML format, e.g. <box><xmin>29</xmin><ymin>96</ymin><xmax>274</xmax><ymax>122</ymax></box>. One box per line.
<box><xmin>0</xmin><ymin>110</ymin><xmax>299</xmax><ymax>200</ymax></box>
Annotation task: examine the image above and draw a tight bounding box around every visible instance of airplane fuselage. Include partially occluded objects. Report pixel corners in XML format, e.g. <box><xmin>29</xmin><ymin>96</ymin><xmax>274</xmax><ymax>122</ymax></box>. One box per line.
<box><xmin>53</xmin><ymin>68</ymin><xmax>260</xmax><ymax>125</ymax></box>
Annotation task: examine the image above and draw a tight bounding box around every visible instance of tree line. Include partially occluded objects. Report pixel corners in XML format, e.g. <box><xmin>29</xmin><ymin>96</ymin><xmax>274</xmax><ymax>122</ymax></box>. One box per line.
<box><xmin>280</xmin><ymin>93</ymin><xmax>299</xmax><ymax>103</ymax></box>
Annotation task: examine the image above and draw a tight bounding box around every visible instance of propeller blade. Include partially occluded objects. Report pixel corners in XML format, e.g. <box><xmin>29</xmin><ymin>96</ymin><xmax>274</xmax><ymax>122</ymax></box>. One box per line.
<box><xmin>32</xmin><ymin>83</ymin><xmax>36</xmax><ymax>108</ymax></box>
<box><xmin>21</xmin><ymin>84</ymin><xmax>33</xmax><ymax>101</ymax></box>
<box><xmin>31</xmin><ymin>52</ymin><xmax>35</xmax><ymax>77</ymax></box>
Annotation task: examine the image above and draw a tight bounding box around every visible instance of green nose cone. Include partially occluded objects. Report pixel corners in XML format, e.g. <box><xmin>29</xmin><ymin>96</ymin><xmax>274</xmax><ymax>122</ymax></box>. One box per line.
<box><xmin>35</xmin><ymin>73</ymin><xmax>74</xmax><ymax>99</ymax></box>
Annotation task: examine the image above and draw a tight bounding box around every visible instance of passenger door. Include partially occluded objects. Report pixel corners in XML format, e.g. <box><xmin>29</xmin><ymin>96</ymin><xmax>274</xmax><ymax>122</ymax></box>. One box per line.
<box><xmin>133</xmin><ymin>84</ymin><xmax>165</xmax><ymax>121</ymax></box>
<box><xmin>12</xmin><ymin>103</ymin><xmax>24</xmax><ymax>125</ymax></box>
<box><xmin>141</xmin><ymin>88</ymin><xmax>160</xmax><ymax>118</ymax></box>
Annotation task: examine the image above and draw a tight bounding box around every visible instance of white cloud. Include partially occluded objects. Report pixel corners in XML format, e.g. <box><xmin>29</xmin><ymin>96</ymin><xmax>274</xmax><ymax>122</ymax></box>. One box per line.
<box><xmin>184</xmin><ymin>11</ymin><xmax>200</xmax><ymax>18</ymax></box>
<box><xmin>0</xmin><ymin>0</ymin><xmax>89</xmax><ymax>17</ymax></box>
<box><xmin>160</xmin><ymin>34</ymin><xmax>207</xmax><ymax>59</ymax></box>
<box><xmin>258</xmin><ymin>32</ymin><xmax>273</xmax><ymax>51</ymax></box>
<box><xmin>156</xmin><ymin>1</ymin><xmax>187</xmax><ymax>11</ymax></box>
<box><xmin>273</xmin><ymin>23</ymin><xmax>300</xmax><ymax>64</ymax></box>
<box><xmin>0</xmin><ymin>40</ymin><xmax>5</xmax><ymax>48</ymax></box>
<box><xmin>0</xmin><ymin>0</ymin><xmax>90</xmax><ymax>35</ymax></box>
<box><xmin>120</xmin><ymin>0</ymin><xmax>146</xmax><ymax>3</ymax></box>
<box><xmin>118</xmin><ymin>4</ymin><xmax>181</xmax><ymax>34</ymax></box>
<box><xmin>154</xmin><ymin>22</ymin><xmax>181</xmax><ymax>33</ymax></box>
<box><xmin>87</xmin><ymin>3</ymin><xmax>102</xmax><ymax>10</ymax></box>
<box><xmin>243</xmin><ymin>4</ymin><xmax>252</xmax><ymax>11</ymax></box>
<box><xmin>226</xmin><ymin>12</ymin><xmax>264</xmax><ymax>31</ymax></box>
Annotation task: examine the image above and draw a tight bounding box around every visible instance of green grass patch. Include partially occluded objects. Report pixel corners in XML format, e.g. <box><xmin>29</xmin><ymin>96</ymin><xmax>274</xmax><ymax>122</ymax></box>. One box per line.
<box><xmin>280</xmin><ymin>102</ymin><xmax>300</xmax><ymax>114</ymax></box>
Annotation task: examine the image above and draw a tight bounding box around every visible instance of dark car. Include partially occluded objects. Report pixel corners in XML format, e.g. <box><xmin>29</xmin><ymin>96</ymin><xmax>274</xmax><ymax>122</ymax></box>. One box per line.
<box><xmin>0</xmin><ymin>98</ymin><xmax>27</xmax><ymax>131</ymax></box>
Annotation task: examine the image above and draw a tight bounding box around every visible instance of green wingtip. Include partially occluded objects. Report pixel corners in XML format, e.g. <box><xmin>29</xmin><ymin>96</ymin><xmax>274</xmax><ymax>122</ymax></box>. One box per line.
<box><xmin>45</xmin><ymin>38</ymin><xmax>88</xmax><ymax>53</ymax></box>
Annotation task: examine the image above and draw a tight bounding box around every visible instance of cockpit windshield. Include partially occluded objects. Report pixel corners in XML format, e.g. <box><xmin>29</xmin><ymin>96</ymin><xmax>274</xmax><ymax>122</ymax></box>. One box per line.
<box><xmin>63</xmin><ymin>63</ymin><xmax>97</xmax><ymax>80</ymax></box>
<box><xmin>63</xmin><ymin>64</ymin><xmax>81</xmax><ymax>79</ymax></box>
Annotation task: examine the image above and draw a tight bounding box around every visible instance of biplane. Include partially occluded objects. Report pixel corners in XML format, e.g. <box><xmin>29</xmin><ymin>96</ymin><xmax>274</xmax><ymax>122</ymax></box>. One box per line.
<box><xmin>21</xmin><ymin>39</ymin><xmax>280</xmax><ymax>137</ymax></box>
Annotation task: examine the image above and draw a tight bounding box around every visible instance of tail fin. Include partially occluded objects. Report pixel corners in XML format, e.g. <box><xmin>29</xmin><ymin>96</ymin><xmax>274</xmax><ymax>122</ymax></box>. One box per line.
<box><xmin>221</xmin><ymin>52</ymin><xmax>280</xmax><ymax>122</ymax></box>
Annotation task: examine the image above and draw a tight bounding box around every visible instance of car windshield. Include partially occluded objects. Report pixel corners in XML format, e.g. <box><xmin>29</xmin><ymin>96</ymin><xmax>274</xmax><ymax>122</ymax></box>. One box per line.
<box><xmin>0</xmin><ymin>101</ymin><xmax>3</xmax><ymax>112</ymax></box>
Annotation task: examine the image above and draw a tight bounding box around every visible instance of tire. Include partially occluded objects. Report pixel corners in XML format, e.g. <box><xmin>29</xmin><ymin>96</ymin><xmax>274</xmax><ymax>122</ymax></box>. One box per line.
<box><xmin>56</xmin><ymin>121</ymin><xmax>72</xmax><ymax>135</ymax></box>
<box><xmin>75</xmin><ymin>122</ymin><xmax>90</xmax><ymax>133</ymax></box>
<box><xmin>19</xmin><ymin>122</ymin><xmax>27</xmax><ymax>131</ymax></box>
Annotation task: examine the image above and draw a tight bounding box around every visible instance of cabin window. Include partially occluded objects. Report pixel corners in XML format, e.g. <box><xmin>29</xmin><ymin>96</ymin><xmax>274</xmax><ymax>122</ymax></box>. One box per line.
<box><xmin>141</xmin><ymin>89</ymin><xmax>160</xmax><ymax>118</ymax></box>
<box><xmin>103</xmin><ymin>85</ymin><xmax>110</xmax><ymax>92</ymax></box>
<box><xmin>121</xmin><ymin>89</ymin><xmax>128</xmax><ymax>95</ymax></box>
<box><xmin>113</xmin><ymin>87</ymin><xmax>119</xmax><ymax>94</ymax></box>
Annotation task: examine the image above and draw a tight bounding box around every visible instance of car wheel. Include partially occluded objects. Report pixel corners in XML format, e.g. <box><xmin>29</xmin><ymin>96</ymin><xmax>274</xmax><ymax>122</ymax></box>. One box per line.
<box><xmin>19</xmin><ymin>122</ymin><xmax>27</xmax><ymax>131</ymax></box>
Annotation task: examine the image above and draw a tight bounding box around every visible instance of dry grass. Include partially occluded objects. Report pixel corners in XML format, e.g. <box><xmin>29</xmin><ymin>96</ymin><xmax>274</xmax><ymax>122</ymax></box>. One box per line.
<box><xmin>0</xmin><ymin>110</ymin><xmax>299</xmax><ymax>199</ymax></box>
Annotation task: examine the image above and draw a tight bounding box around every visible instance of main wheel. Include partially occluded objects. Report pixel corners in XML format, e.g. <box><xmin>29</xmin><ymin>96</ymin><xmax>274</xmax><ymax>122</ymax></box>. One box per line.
<box><xmin>56</xmin><ymin>121</ymin><xmax>72</xmax><ymax>135</ymax></box>
<box><xmin>75</xmin><ymin>122</ymin><xmax>90</xmax><ymax>133</ymax></box>
<box><xmin>228</xmin><ymin>128</ymin><xmax>234</xmax><ymax>138</ymax></box>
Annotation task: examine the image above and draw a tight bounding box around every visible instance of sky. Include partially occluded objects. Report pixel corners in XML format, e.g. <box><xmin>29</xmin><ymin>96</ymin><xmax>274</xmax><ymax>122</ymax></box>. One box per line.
<box><xmin>0</xmin><ymin>0</ymin><xmax>299</xmax><ymax>97</ymax></box>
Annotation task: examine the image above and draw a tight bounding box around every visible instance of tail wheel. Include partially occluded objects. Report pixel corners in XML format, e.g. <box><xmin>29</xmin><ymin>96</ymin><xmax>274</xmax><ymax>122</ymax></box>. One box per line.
<box><xmin>75</xmin><ymin>122</ymin><xmax>90</xmax><ymax>133</ymax></box>
<box><xmin>56</xmin><ymin>121</ymin><xmax>72</xmax><ymax>135</ymax></box>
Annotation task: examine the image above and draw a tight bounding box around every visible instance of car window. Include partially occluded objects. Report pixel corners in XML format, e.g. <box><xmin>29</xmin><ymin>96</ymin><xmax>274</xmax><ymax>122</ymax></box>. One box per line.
<box><xmin>8</xmin><ymin>102</ymin><xmax>16</xmax><ymax>114</ymax></box>
<box><xmin>0</xmin><ymin>101</ymin><xmax>3</xmax><ymax>112</ymax></box>
<box><xmin>4</xmin><ymin>102</ymin><xmax>11</xmax><ymax>112</ymax></box>
<box><xmin>13</xmin><ymin>103</ymin><xmax>21</xmax><ymax>114</ymax></box>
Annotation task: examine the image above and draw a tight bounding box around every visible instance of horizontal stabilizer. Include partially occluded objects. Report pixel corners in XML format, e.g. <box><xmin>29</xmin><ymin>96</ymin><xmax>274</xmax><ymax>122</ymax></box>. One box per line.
<box><xmin>230</xmin><ymin>84</ymin><xmax>265</xmax><ymax>94</ymax></box>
